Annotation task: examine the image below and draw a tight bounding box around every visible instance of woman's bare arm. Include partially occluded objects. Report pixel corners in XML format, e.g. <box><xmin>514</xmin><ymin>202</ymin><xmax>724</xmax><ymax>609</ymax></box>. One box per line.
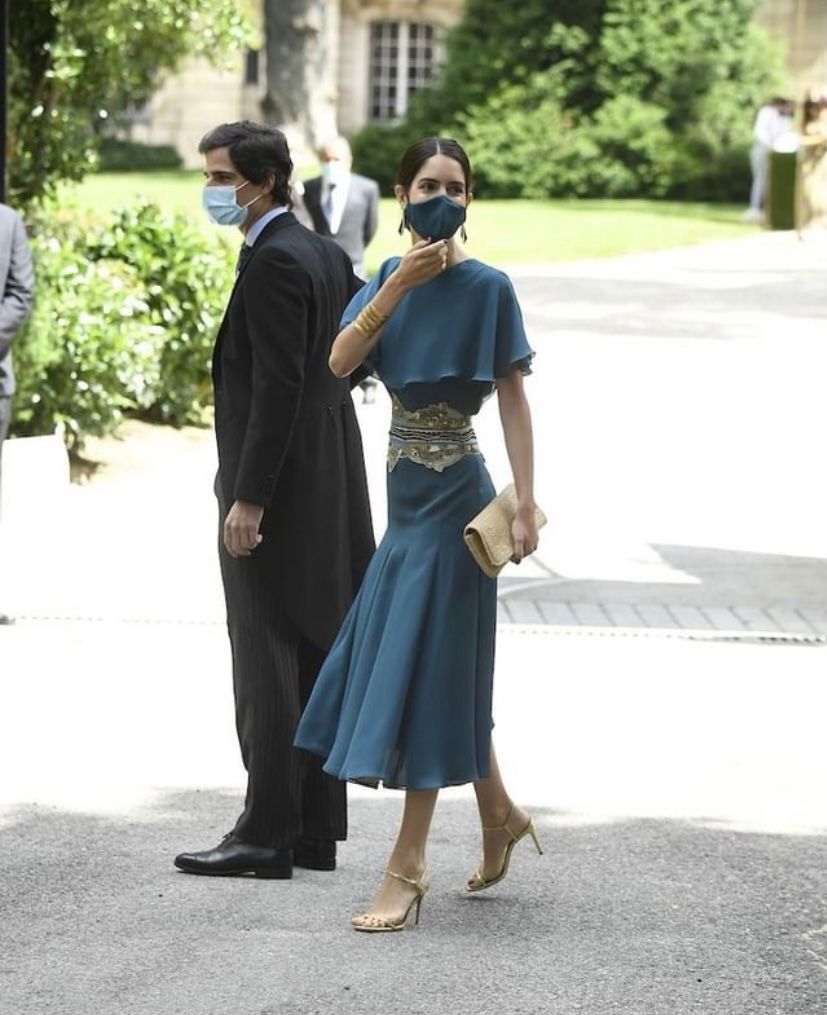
<box><xmin>329</xmin><ymin>239</ymin><xmax>448</xmax><ymax>377</ymax></box>
<box><xmin>496</xmin><ymin>366</ymin><xmax>539</xmax><ymax>561</ymax></box>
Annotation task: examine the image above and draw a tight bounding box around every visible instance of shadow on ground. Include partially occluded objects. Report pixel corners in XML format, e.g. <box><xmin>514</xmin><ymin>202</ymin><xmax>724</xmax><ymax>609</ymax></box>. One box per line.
<box><xmin>500</xmin><ymin>544</ymin><xmax>827</xmax><ymax>627</ymax></box>
<box><xmin>516</xmin><ymin>272</ymin><xmax>827</xmax><ymax>340</ymax></box>
<box><xmin>2</xmin><ymin>790</ymin><xmax>825</xmax><ymax>1015</ymax></box>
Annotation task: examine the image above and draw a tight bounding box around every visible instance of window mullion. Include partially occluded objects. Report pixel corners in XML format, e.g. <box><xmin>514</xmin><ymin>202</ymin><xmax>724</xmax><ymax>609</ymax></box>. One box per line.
<box><xmin>397</xmin><ymin>21</ymin><xmax>409</xmax><ymax>120</ymax></box>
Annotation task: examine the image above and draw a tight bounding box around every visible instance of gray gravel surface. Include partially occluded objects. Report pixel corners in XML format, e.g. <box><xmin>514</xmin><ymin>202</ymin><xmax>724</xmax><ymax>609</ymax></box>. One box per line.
<box><xmin>2</xmin><ymin>794</ymin><xmax>826</xmax><ymax>1015</ymax></box>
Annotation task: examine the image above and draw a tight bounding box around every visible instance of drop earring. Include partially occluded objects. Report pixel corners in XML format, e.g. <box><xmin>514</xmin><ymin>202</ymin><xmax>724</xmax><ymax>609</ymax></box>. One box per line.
<box><xmin>460</xmin><ymin>225</ymin><xmax>468</xmax><ymax>242</ymax></box>
<box><xmin>398</xmin><ymin>205</ymin><xmax>407</xmax><ymax>235</ymax></box>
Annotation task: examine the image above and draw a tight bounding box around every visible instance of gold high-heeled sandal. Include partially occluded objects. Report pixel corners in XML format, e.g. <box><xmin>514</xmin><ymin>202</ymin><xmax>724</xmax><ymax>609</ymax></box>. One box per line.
<box><xmin>466</xmin><ymin>805</ymin><xmax>543</xmax><ymax>893</ymax></box>
<box><xmin>351</xmin><ymin>868</ymin><xmax>431</xmax><ymax>933</ymax></box>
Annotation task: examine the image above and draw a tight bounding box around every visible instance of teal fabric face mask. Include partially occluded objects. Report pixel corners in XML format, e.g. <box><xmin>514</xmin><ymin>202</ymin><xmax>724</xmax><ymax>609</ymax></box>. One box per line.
<box><xmin>202</xmin><ymin>183</ymin><xmax>262</xmax><ymax>227</ymax></box>
<box><xmin>404</xmin><ymin>194</ymin><xmax>467</xmax><ymax>241</ymax></box>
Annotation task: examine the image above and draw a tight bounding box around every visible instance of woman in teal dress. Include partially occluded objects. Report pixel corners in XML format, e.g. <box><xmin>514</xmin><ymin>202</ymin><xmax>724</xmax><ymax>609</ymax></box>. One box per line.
<box><xmin>295</xmin><ymin>137</ymin><xmax>542</xmax><ymax>932</ymax></box>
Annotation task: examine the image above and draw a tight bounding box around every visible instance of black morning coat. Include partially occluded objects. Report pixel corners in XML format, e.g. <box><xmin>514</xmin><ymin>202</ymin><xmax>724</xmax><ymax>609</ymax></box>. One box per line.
<box><xmin>212</xmin><ymin>211</ymin><xmax>375</xmax><ymax>651</ymax></box>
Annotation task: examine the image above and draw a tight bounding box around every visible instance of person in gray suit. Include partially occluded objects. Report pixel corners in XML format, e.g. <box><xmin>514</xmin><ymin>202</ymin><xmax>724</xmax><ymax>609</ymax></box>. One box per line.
<box><xmin>0</xmin><ymin>203</ymin><xmax>36</xmax><ymax>625</ymax></box>
<box><xmin>303</xmin><ymin>136</ymin><xmax>380</xmax><ymax>280</ymax></box>
<box><xmin>304</xmin><ymin>138</ymin><xmax>381</xmax><ymax>402</ymax></box>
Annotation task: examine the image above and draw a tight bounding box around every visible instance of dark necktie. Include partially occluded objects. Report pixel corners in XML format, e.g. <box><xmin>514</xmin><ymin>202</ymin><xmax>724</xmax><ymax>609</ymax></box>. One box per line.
<box><xmin>236</xmin><ymin>243</ymin><xmax>252</xmax><ymax>276</ymax></box>
<box><xmin>323</xmin><ymin>183</ymin><xmax>336</xmax><ymax>227</ymax></box>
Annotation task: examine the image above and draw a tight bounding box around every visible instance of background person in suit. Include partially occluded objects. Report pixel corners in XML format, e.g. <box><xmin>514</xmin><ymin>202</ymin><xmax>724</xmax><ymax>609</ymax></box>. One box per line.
<box><xmin>0</xmin><ymin>204</ymin><xmax>35</xmax><ymax>626</ymax></box>
<box><xmin>305</xmin><ymin>138</ymin><xmax>381</xmax><ymax>402</ymax></box>
<box><xmin>303</xmin><ymin>136</ymin><xmax>380</xmax><ymax>280</ymax></box>
<box><xmin>745</xmin><ymin>96</ymin><xmax>795</xmax><ymax>222</ymax></box>
<box><xmin>174</xmin><ymin>121</ymin><xmax>374</xmax><ymax>880</ymax></box>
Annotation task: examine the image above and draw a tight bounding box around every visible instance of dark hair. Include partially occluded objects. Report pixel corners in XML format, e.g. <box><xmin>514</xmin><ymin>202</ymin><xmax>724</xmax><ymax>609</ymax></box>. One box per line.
<box><xmin>802</xmin><ymin>98</ymin><xmax>822</xmax><ymax>128</ymax></box>
<box><xmin>198</xmin><ymin>121</ymin><xmax>293</xmax><ymax>206</ymax></box>
<box><xmin>396</xmin><ymin>137</ymin><xmax>473</xmax><ymax>193</ymax></box>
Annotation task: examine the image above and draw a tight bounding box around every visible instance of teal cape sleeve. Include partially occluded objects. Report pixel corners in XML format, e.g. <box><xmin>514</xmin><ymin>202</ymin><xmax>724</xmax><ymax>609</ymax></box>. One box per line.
<box><xmin>341</xmin><ymin>257</ymin><xmax>533</xmax><ymax>386</ymax></box>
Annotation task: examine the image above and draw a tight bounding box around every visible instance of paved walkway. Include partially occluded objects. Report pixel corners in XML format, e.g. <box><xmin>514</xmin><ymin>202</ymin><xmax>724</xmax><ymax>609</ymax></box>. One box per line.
<box><xmin>492</xmin><ymin>232</ymin><xmax>827</xmax><ymax>641</ymax></box>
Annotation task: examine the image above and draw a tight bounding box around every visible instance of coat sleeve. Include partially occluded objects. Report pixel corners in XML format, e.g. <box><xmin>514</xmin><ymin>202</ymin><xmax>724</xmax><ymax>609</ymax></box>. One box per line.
<box><xmin>232</xmin><ymin>247</ymin><xmax>310</xmax><ymax>507</ymax></box>
<box><xmin>0</xmin><ymin>213</ymin><xmax>35</xmax><ymax>361</ymax></box>
<box><xmin>363</xmin><ymin>180</ymin><xmax>380</xmax><ymax>247</ymax></box>
<box><xmin>345</xmin><ymin>264</ymin><xmax>369</xmax><ymax>388</ymax></box>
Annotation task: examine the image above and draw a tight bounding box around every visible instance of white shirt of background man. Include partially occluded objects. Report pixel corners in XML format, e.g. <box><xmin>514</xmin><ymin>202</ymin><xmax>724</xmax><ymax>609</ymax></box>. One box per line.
<box><xmin>753</xmin><ymin>105</ymin><xmax>791</xmax><ymax>148</ymax></box>
<box><xmin>322</xmin><ymin>171</ymin><xmax>351</xmax><ymax>236</ymax></box>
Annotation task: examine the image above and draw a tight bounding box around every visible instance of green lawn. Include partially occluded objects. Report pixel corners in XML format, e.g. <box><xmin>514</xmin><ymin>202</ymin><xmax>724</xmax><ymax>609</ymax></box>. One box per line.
<box><xmin>60</xmin><ymin>171</ymin><xmax>753</xmax><ymax>269</ymax></box>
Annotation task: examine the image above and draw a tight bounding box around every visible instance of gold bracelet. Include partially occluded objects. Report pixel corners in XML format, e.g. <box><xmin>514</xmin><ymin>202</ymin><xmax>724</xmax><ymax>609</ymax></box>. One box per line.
<box><xmin>353</xmin><ymin>301</ymin><xmax>389</xmax><ymax>338</ymax></box>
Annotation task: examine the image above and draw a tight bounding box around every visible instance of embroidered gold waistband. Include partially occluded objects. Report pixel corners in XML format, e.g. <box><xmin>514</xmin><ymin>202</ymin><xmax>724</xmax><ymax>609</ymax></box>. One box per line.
<box><xmin>387</xmin><ymin>396</ymin><xmax>479</xmax><ymax>473</ymax></box>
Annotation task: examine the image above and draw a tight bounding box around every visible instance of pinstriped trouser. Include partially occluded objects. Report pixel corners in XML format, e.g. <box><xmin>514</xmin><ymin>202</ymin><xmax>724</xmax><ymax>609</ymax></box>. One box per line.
<box><xmin>217</xmin><ymin>491</ymin><xmax>347</xmax><ymax>849</ymax></box>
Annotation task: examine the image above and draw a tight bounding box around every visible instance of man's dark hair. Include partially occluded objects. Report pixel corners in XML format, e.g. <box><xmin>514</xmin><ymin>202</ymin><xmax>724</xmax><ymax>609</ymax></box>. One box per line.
<box><xmin>199</xmin><ymin>121</ymin><xmax>293</xmax><ymax>206</ymax></box>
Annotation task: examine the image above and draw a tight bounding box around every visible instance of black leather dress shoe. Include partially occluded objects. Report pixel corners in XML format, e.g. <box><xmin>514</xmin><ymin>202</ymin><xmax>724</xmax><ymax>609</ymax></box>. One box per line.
<box><xmin>174</xmin><ymin>834</ymin><xmax>293</xmax><ymax>878</ymax></box>
<box><xmin>293</xmin><ymin>837</ymin><xmax>337</xmax><ymax>871</ymax></box>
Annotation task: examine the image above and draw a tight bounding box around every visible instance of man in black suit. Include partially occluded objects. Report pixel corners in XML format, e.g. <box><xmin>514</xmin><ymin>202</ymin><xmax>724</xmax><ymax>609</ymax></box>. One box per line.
<box><xmin>302</xmin><ymin>136</ymin><xmax>380</xmax><ymax>280</ymax></box>
<box><xmin>174</xmin><ymin>122</ymin><xmax>374</xmax><ymax>879</ymax></box>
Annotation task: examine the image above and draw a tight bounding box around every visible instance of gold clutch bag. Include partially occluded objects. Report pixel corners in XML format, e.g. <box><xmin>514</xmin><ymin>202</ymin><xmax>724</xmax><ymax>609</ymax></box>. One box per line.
<box><xmin>463</xmin><ymin>484</ymin><xmax>547</xmax><ymax>578</ymax></box>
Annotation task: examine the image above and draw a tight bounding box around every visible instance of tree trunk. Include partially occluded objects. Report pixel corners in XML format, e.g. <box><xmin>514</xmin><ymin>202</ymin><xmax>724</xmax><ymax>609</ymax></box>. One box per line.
<box><xmin>262</xmin><ymin>0</ymin><xmax>338</xmax><ymax>150</ymax></box>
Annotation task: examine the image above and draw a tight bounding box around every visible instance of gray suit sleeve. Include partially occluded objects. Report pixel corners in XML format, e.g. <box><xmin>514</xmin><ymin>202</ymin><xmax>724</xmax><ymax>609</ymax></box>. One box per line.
<box><xmin>364</xmin><ymin>180</ymin><xmax>380</xmax><ymax>248</ymax></box>
<box><xmin>0</xmin><ymin>213</ymin><xmax>35</xmax><ymax>360</ymax></box>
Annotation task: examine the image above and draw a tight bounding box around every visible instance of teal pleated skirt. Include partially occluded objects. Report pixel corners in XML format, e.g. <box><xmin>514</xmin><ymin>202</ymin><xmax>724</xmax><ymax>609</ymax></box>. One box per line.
<box><xmin>294</xmin><ymin>452</ymin><xmax>497</xmax><ymax>789</ymax></box>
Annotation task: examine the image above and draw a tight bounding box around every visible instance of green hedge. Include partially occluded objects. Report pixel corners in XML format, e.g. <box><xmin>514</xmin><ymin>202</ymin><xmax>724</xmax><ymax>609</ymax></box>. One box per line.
<box><xmin>98</xmin><ymin>138</ymin><xmax>184</xmax><ymax>173</ymax></box>
<box><xmin>88</xmin><ymin>201</ymin><xmax>234</xmax><ymax>425</ymax></box>
<box><xmin>352</xmin><ymin>0</ymin><xmax>779</xmax><ymax>202</ymax></box>
<box><xmin>11</xmin><ymin>202</ymin><xmax>233</xmax><ymax>450</ymax></box>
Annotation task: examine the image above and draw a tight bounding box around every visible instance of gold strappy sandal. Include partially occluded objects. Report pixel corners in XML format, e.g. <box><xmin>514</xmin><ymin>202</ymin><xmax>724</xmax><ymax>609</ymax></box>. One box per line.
<box><xmin>351</xmin><ymin>868</ymin><xmax>431</xmax><ymax>933</ymax></box>
<box><xmin>466</xmin><ymin>805</ymin><xmax>543</xmax><ymax>893</ymax></box>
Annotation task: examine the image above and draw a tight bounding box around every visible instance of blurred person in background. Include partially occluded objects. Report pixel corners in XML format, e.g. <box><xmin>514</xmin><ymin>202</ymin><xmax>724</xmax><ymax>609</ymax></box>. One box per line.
<box><xmin>0</xmin><ymin>203</ymin><xmax>35</xmax><ymax>626</ymax></box>
<box><xmin>304</xmin><ymin>137</ymin><xmax>381</xmax><ymax>403</ymax></box>
<box><xmin>303</xmin><ymin>136</ymin><xmax>380</xmax><ymax>280</ymax></box>
<box><xmin>796</xmin><ymin>90</ymin><xmax>827</xmax><ymax>235</ymax></box>
<box><xmin>745</xmin><ymin>96</ymin><xmax>795</xmax><ymax>223</ymax></box>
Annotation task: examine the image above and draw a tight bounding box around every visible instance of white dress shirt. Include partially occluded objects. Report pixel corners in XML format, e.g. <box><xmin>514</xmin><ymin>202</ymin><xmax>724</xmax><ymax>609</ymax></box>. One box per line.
<box><xmin>245</xmin><ymin>205</ymin><xmax>290</xmax><ymax>247</ymax></box>
<box><xmin>322</xmin><ymin>172</ymin><xmax>351</xmax><ymax>235</ymax></box>
<box><xmin>753</xmin><ymin>105</ymin><xmax>792</xmax><ymax>149</ymax></box>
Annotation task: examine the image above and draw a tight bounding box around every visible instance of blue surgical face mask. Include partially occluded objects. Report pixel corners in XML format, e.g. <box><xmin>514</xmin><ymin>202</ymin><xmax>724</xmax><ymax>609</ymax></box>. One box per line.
<box><xmin>202</xmin><ymin>182</ymin><xmax>263</xmax><ymax>227</ymax></box>
<box><xmin>322</xmin><ymin>161</ymin><xmax>348</xmax><ymax>187</ymax></box>
<box><xmin>404</xmin><ymin>193</ymin><xmax>467</xmax><ymax>241</ymax></box>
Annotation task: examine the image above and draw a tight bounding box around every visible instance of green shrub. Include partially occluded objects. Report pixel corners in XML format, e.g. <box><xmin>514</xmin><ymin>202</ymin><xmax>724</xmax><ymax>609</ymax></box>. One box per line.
<box><xmin>359</xmin><ymin>0</ymin><xmax>783</xmax><ymax>201</ymax></box>
<box><xmin>11</xmin><ymin>219</ymin><xmax>164</xmax><ymax>449</ymax></box>
<box><xmin>88</xmin><ymin>200</ymin><xmax>234</xmax><ymax>425</ymax></box>
<box><xmin>11</xmin><ymin>201</ymin><xmax>233</xmax><ymax>449</ymax></box>
<box><xmin>351</xmin><ymin>123</ymin><xmax>419</xmax><ymax>196</ymax></box>
<box><xmin>579</xmin><ymin>97</ymin><xmax>676</xmax><ymax>197</ymax></box>
<box><xmin>98</xmin><ymin>138</ymin><xmax>184</xmax><ymax>172</ymax></box>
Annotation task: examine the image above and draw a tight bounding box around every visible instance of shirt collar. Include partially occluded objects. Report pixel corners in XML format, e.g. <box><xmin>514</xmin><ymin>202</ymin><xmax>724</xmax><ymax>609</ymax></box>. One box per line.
<box><xmin>245</xmin><ymin>205</ymin><xmax>289</xmax><ymax>247</ymax></box>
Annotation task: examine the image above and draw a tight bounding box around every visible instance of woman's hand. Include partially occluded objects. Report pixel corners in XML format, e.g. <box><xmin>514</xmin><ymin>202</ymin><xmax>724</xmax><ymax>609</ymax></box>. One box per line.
<box><xmin>394</xmin><ymin>238</ymin><xmax>448</xmax><ymax>290</ymax></box>
<box><xmin>511</xmin><ymin>504</ymin><xmax>539</xmax><ymax>564</ymax></box>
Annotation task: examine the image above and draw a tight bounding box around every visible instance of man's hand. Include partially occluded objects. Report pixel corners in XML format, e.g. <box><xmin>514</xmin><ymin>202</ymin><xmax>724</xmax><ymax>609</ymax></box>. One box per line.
<box><xmin>224</xmin><ymin>500</ymin><xmax>265</xmax><ymax>558</ymax></box>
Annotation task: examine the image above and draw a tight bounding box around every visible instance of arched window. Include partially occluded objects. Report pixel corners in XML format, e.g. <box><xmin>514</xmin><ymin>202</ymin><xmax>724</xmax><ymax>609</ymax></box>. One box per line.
<box><xmin>368</xmin><ymin>21</ymin><xmax>442</xmax><ymax>123</ymax></box>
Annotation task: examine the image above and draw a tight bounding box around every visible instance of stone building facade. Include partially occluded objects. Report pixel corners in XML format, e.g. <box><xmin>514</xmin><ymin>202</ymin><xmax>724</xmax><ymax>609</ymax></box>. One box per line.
<box><xmin>755</xmin><ymin>0</ymin><xmax>827</xmax><ymax>99</ymax></box>
<box><xmin>129</xmin><ymin>0</ymin><xmax>826</xmax><ymax>169</ymax></box>
<box><xmin>129</xmin><ymin>0</ymin><xmax>464</xmax><ymax>167</ymax></box>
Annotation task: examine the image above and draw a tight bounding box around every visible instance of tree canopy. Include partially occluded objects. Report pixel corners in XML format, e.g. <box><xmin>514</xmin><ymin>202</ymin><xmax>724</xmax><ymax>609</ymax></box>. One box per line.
<box><xmin>353</xmin><ymin>0</ymin><xmax>785</xmax><ymax>200</ymax></box>
<box><xmin>9</xmin><ymin>0</ymin><xmax>253</xmax><ymax>206</ymax></box>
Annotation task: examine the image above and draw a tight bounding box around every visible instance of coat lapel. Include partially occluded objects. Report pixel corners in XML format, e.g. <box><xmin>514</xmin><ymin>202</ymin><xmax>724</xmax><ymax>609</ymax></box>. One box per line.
<box><xmin>215</xmin><ymin>211</ymin><xmax>298</xmax><ymax>343</ymax></box>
